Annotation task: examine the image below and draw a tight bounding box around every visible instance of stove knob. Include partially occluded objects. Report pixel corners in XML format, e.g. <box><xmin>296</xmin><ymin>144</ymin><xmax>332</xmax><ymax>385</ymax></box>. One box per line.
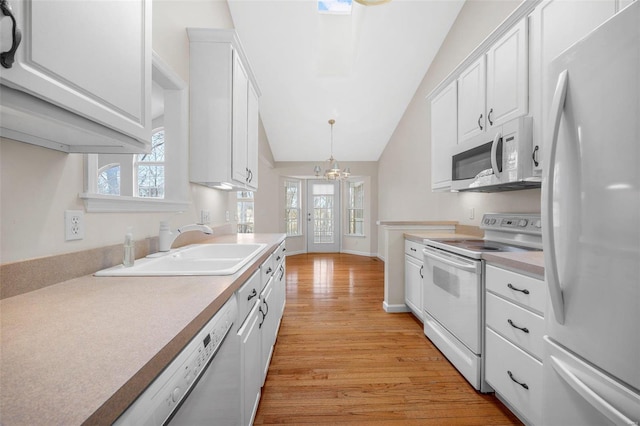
<box><xmin>490</xmin><ymin>219</ymin><xmax>497</xmax><ymax>225</ymax></box>
<box><xmin>534</xmin><ymin>219</ymin><xmax>542</xmax><ymax>228</ymax></box>
<box><xmin>518</xmin><ymin>219</ymin><xmax>528</xmax><ymax>227</ymax></box>
<box><xmin>484</xmin><ymin>218</ymin><xmax>490</xmax><ymax>225</ymax></box>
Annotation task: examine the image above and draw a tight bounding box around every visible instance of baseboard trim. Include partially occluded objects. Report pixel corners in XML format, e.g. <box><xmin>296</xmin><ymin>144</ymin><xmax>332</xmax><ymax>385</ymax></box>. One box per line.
<box><xmin>383</xmin><ymin>302</ymin><xmax>411</xmax><ymax>313</ymax></box>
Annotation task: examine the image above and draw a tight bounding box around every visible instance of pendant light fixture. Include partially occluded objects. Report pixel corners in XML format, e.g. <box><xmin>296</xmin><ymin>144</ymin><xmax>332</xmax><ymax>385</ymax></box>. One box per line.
<box><xmin>315</xmin><ymin>119</ymin><xmax>351</xmax><ymax>180</ymax></box>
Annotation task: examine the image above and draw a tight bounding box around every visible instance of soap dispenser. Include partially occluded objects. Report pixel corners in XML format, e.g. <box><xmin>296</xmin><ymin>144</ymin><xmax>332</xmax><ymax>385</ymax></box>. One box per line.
<box><xmin>123</xmin><ymin>227</ymin><xmax>135</xmax><ymax>267</ymax></box>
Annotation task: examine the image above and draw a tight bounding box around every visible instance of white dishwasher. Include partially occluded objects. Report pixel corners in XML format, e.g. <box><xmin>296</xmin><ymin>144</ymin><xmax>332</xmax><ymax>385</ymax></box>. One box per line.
<box><xmin>114</xmin><ymin>295</ymin><xmax>241</xmax><ymax>426</ymax></box>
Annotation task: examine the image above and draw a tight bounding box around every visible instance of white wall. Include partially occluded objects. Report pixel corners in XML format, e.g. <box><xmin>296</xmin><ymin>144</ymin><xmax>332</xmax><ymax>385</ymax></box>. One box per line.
<box><xmin>0</xmin><ymin>0</ymin><xmax>236</xmax><ymax>264</ymax></box>
<box><xmin>377</xmin><ymin>0</ymin><xmax>540</xmax><ymax>256</ymax></box>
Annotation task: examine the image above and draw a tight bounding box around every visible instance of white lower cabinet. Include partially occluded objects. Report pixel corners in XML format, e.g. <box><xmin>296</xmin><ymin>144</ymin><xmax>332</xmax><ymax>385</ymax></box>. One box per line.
<box><xmin>238</xmin><ymin>241</ymin><xmax>286</xmax><ymax>426</ymax></box>
<box><xmin>260</xmin><ymin>277</ymin><xmax>278</xmax><ymax>385</ymax></box>
<box><xmin>485</xmin><ymin>328</ymin><xmax>543</xmax><ymax>424</ymax></box>
<box><xmin>239</xmin><ymin>300</ymin><xmax>261</xmax><ymax>426</ymax></box>
<box><xmin>404</xmin><ymin>239</ymin><xmax>425</xmax><ymax>321</ymax></box>
<box><xmin>485</xmin><ymin>264</ymin><xmax>545</xmax><ymax>425</ymax></box>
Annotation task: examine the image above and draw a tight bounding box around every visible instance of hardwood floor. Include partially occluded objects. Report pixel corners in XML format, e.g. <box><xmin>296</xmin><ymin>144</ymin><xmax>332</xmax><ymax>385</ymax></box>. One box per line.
<box><xmin>254</xmin><ymin>253</ymin><xmax>521</xmax><ymax>425</ymax></box>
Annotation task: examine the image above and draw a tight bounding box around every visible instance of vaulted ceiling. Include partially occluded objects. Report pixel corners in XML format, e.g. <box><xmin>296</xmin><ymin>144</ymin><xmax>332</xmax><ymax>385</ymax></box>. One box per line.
<box><xmin>227</xmin><ymin>0</ymin><xmax>465</xmax><ymax>162</ymax></box>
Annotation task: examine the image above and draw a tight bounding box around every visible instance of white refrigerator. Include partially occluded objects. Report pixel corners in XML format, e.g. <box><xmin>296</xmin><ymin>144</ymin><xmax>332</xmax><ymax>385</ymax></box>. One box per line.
<box><xmin>542</xmin><ymin>2</ymin><xmax>640</xmax><ymax>425</ymax></box>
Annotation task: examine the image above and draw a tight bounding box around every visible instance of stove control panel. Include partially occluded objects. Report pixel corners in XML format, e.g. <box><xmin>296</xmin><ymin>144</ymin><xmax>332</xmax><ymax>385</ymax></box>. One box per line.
<box><xmin>481</xmin><ymin>213</ymin><xmax>542</xmax><ymax>235</ymax></box>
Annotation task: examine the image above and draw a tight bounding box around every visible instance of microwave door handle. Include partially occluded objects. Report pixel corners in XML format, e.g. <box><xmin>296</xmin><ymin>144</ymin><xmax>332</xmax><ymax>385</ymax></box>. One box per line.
<box><xmin>490</xmin><ymin>131</ymin><xmax>502</xmax><ymax>178</ymax></box>
<box><xmin>422</xmin><ymin>249</ymin><xmax>478</xmax><ymax>273</ymax></box>
<box><xmin>544</xmin><ymin>69</ymin><xmax>568</xmax><ymax>325</ymax></box>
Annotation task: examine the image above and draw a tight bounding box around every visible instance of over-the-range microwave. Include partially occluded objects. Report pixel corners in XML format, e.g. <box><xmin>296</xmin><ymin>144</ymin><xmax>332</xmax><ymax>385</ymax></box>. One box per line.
<box><xmin>451</xmin><ymin>116</ymin><xmax>541</xmax><ymax>192</ymax></box>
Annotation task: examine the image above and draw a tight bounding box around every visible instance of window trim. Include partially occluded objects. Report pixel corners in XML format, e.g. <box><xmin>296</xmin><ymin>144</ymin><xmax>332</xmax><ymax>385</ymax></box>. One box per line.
<box><xmin>345</xmin><ymin>179</ymin><xmax>365</xmax><ymax>237</ymax></box>
<box><xmin>284</xmin><ymin>179</ymin><xmax>302</xmax><ymax>237</ymax></box>
<box><xmin>80</xmin><ymin>52</ymin><xmax>190</xmax><ymax>213</ymax></box>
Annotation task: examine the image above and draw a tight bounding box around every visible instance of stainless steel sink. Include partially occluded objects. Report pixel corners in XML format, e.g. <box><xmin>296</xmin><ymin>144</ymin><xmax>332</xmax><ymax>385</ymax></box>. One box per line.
<box><xmin>95</xmin><ymin>243</ymin><xmax>267</xmax><ymax>276</ymax></box>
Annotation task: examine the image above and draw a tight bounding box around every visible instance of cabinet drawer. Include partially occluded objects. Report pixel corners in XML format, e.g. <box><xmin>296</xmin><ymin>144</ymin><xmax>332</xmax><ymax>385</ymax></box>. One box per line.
<box><xmin>405</xmin><ymin>239</ymin><xmax>425</xmax><ymax>259</ymax></box>
<box><xmin>486</xmin><ymin>264</ymin><xmax>546</xmax><ymax>314</ymax></box>
<box><xmin>486</xmin><ymin>292</ymin><xmax>545</xmax><ymax>360</ymax></box>
<box><xmin>261</xmin><ymin>252</ymin><xmax>275</xmax><ymax>289</ymax></box>
<box><xmin>274</xmin><ymin>242</ymin><xmax>286</xmax><ymax>267</ymax></box>
<box><xmin>237</xmin><ymin>270</ymin><xmax>261</xmax><ymax>324</ymax></box>
<box><xmin>485</xmin><ymin>328</ymin><xmax>543</xmax><ymax>426</ymax></box>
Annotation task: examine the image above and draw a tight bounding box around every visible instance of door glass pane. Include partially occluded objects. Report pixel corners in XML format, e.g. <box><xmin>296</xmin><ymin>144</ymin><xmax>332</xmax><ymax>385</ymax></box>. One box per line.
<box><xmin>313</xmin><ymin>183</ymin><xmax>334</xmax><ymax>244</ymax></box>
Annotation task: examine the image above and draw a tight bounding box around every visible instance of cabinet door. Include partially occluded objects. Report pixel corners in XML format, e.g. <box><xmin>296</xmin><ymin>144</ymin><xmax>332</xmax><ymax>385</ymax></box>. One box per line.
<box><xmin>404</xmin><ymin>254</ymin><xmax>423</xmax><ymax>320</ymax></box>
<box><xmin>430</xmin><ymin>81</ymin><xmax>457</xmax><ymax>191</ymax></box>
<box><xmin>0</xmin><ymin>0</ymin><xmax>151</xmax><ymax>146</ymax></box>
<box><xmin>486</xmin><ymin>18</ymin><xmax>528</xmax><ymax>129</ymax></box>
<box><xmin>529</xmin><ymin>0</ymin><xmax>617</xmax><ymax>175</ymax></box>
<box><xmin>232</xmin><ymin>52</ymin><xmax>249</xmax><ymax>185</ymax></box>
<box><xmin>246</xmin><ymin>83</ymin><xmax>260</xmax><ymax>190</ymax></box>
<box><xmin>239</xmin><ymin>303</ymin><xmax>261</xmax><ymax>426</ymax></box>
<box><xmin>260</xmin><ymin>278</ymin><xmax>277</xmax><ymax>385</ymax></box>
<box><xmin>457</xmin><ymin>55</ymin><xmax>486</xmax><ymax>142</ymax></box>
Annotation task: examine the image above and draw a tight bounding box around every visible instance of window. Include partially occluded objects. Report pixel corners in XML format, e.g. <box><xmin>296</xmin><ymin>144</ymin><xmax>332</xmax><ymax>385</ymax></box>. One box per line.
<box><xmin>81</xmin><ymin>52</ymin><xmax>189</xmax><ymax>212</ymax></box>
<box><xmin>97</xmin><ymin>164</ymin><xmax>121</xmax><ymax>196</ymax></box>
<box><xmin>285</xmin><ymin>180</ymin><xmax>301</xmax><ymax>236</ymax></box>
<box><xmin>237</xmin><ymin>191</ymin><xmax>254</xmax><ymax>233</ymax></box>
<box><xmin>135</xmin><ymin>129</ymin><xmax>165</xmax><ymax>198</ymax></box>
<box><xmin>318</xmin><ymin>0</ymin><xmax>352</xmax><ymax>13</ymax></box>
<box><xmin>347</xmin><ymin>180</ymin><xmax>364</xmax><ymax>236</ymax></box>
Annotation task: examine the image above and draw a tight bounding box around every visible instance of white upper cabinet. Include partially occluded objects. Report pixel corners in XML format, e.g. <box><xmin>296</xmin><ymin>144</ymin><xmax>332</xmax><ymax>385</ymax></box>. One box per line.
<box><xmin>529</xmin><ymin>0</ymin><xmax>618</xmax><ymax>175</ymax></box>
<box><xmin>457</xmin><ymin>56</ymin><xmax>486</xmax><ymax>142</ymax></box>
<box><xmin>457</xmin><ymin>17</ymin><xmax>528</xmax><ymax>144</ymax></box>
<box><xmin>486</xmin><ymin>18</ymin><xmax>528</xmax><ymax>128</ymax></box>
<box><xmin>0</xmin><ymin>0</ymin><xmax>152</xmax><ymax>153</ymax></box>
<box><xmin>430</xmin><ymin>81</ymin><xmax>457</xmax><ymax>191</ymax></box>
<box><xmin>188</xmin><ymin>28</ymin><xmax>260</xmax><ymax>191</ymax></box>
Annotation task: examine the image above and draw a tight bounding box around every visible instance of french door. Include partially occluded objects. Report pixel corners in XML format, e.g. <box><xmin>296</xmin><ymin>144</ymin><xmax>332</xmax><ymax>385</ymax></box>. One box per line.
<box><xmin>306</xmin><ymin>180</ymin><xmax>340</xmax><ymax>253</ymax></box>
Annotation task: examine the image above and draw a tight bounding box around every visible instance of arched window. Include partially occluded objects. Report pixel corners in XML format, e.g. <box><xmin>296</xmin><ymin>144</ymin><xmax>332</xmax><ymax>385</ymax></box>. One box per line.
<box><xmin>97</xmin><ymin>163</ymin><xmax>121</xmax><ymax>195</ymax></box>
<box><xmin>135</xmin><ymin>129</ymin><xmax>165</xmax><ymax>198</ymax></box>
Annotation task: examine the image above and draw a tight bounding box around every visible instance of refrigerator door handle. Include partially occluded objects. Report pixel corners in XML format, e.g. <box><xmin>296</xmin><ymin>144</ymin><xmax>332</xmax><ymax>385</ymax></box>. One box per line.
<box><xmin>543</xmin><ymin>69</ymin><xmax>568</xmax><ymax>325</ymax></box>
<box><xmin>490</xmin><ymin>131</ymin><xmax>502</xmax><ymax>178</ymax></box>
<box><xmin>549</xmin><ymin>355</ymin><xmax>636</xmax><ymax>425</ymax></box>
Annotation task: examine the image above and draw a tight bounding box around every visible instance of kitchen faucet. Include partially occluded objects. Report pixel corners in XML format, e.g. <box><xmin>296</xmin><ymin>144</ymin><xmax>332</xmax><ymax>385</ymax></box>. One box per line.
<box><xmin>158</xmin><ymin>221</ymin><xmax>213</xmax><ymax>252</ymax></box>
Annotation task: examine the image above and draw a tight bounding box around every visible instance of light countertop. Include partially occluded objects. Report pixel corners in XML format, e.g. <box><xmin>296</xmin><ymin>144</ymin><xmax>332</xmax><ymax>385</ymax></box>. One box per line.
<box><xmin>483</xmin><ymin>251</ymin><xmax>545</xmax><ymax>278</ymax></box>
<box><xmin>0</xmin><ymin>233</ymin><xmax>285</xmax><ymax>426</ymax></box>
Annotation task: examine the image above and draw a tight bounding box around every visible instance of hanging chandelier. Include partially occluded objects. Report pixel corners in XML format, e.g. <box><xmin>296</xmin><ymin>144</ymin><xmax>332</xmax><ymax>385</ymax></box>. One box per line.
<box><xmin>314</xmin><ymin>119</ymin><xmax>351</xmax><ymax>180</ymax></box>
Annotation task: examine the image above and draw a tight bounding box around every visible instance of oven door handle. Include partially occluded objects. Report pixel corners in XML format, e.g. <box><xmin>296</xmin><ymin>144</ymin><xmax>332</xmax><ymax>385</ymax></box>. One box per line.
<box><xmin>422</xmin><ymin>248</ymin><xmax>478</xmax><ymax>273</ymax></box>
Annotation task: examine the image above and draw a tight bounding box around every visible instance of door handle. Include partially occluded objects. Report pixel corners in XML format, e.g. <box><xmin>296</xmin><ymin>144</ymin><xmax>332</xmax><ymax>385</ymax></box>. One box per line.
<box><xmin>0</xmin><ymin>0</ymin><xmax>22</xmax><ymax>69</ymax></box>
<box><xmin>544</xmin><ymin>69</ymin><xmax>569</xmax><ymax>325</ymax></box>
<box><xmin>478</xmin><ymin>113</ymin><xmax>483</xmax><ymax>130</ymax></box>
<box><xmin>490</xmin><ymin>131</ymin><xmax>502</xmax><ymax>178</ymax></box>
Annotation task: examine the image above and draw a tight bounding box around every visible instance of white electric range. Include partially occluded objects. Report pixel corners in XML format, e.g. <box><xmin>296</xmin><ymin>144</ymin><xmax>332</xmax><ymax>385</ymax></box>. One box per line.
<box><xmin>422</xmin><ymin>213</ymin><xmax>542</xmax><ymax>392</ymax></box>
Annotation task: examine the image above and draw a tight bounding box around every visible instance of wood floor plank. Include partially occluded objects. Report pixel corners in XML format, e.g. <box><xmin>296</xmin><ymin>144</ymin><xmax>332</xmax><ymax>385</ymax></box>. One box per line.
<box><xmin>254</xmin><ymin>253</ymin><xmax>521</xmax><ymax>425</ymax></box>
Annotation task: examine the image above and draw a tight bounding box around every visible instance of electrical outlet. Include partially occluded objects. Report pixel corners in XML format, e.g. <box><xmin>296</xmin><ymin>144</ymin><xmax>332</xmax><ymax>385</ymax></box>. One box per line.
<box><xmin>225</xmin><ymin>210</ymin><xmax>230</xmax><ymax>222</ymax></box>
<box><xmin>65</xmin><ymin>210</ymin><xmax>85</xmax><ymax>241</ymax></box>
<box><xmin>200</xmin><ymin>210</ymin><xmax>211</xmax><ymax>225</ymax></box>
<box><xmin>469</xmin><ymin>208</ymin><xmax>475</xmax><ymax>220</ymax></box>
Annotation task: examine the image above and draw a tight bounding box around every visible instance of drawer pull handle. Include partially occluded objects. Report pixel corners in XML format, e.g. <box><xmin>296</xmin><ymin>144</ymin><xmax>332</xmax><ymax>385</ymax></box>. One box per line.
<box><xmin>247</xmin><ymin>288</ymin><xmax>258</xmax><ymax>301</ymax></box>
<box><xmin>507</xmin><ymin>319</ymin><xmax>529</xmax><ymax>334</ymax></box>
<box><xmin>266</xmin><ymin>267</ymin><xmax>273</xmax><ymax>275</ymax></box>
<box><xmin>507</xmin><ymin>283</ymin><xmax>530</xmax><ymax>295</ymax></box>
<box><xmin>508</xmin><ymin>371</ymin><xmax>529</xmax><ymax>390</ymax></box>
<box><xmin>410</xmin><ymin>247</ymin><xmax>417</xmax><ymax>252</ymax></box>
<box><xmin>419</xmin><ymin>265</ymin><xmax>424</xmax><ymax>279</ymax></box>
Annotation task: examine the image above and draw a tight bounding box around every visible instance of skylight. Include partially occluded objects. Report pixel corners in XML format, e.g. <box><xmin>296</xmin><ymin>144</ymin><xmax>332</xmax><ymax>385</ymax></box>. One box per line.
<box><xmin>318</xmin><ymin>0</ymin><xmax>352</xmax><ymax>14</ymax></box>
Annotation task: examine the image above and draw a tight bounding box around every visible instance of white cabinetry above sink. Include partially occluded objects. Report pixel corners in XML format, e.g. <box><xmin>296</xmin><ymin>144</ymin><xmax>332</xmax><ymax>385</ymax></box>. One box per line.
<box><xmin>0</xmin><ymin>0</ymin><xmax>152</xmax><ymax>153</ymax></box>
<box><xmin>188</xmin><ymin>29</ymin><xmax>261</xmax><ymax>191</ymax></box>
